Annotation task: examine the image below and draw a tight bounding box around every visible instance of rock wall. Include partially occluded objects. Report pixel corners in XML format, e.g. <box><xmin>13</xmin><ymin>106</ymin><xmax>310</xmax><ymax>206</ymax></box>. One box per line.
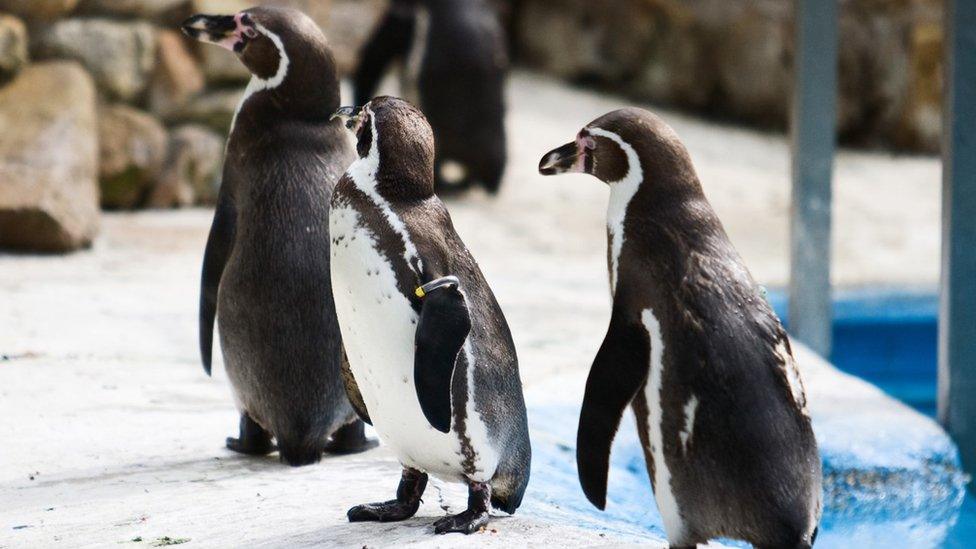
<box><xmin>513</xmin><ymin>0</ymin><xmax>944</xmax><ymax>153</ymax></box>
<box><xmin>0</xmin><ymin>0</ymin><xmax>383</xmax><ymax>252</ymax></box>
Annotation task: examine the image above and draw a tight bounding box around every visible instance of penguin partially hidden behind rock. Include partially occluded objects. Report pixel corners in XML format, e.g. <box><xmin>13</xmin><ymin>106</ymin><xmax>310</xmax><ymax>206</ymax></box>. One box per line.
<box><xmin>329</xmin><ymin>96</ymin><xmax>530</xmax><ymax>534</ymax></box>
<box><xmin>353</xmin><ymin>0</ymin><xmax>508</xmax><ymax>195</ymax></box>
<box><xmin>183</xmin><ymin>7</ymin><xmax>374</xmax><ymax>465</ymax></box>
<box><xmin>539</xmin><ymin>108</ymin><xmax>822</xmax><ymax>548</ymax></box>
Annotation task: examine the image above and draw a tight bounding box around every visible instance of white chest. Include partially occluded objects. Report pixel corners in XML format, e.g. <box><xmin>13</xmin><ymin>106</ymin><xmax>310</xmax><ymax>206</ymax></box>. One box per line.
<box><xmin>329</xmin><ymin>203</ymin><xmax>498</xmax><ymax>482</ymax></box>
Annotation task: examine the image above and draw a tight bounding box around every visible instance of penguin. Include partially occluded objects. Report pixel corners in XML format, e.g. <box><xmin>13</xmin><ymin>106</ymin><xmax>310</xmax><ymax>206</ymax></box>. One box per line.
<box><xmin>352</xmin><ymin>0</ymin><xmax>508</xmax><ymax>195</ymax></box>
<box><xmin>538</xmin><ymin>108</ymin><xmax>822</xmax><ymax>548</ymax></box>
<box><xmin>183</xmin><ymin>7</ymin><xmax>374</xmax><ymax>465</ymax></box>
<box><xmin>328</xmin><ymin>96</ymin><xmax>530</xmax><ymax>534</ymax></box>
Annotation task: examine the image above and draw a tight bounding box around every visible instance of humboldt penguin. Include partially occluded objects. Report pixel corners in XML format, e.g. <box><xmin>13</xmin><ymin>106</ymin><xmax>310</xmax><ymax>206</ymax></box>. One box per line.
<box><xmin>539</xmin><ymin>108</ymin><xmax>822</xmax><ymax>548</ymax></box>
<box><xmin>184</xmin><ymin>6</ymin><xmax>373</xmax><ymax>465</ymax></box>
<box><xmin>329</xmin><ymin>96</ymin><xmax>530</xmax><ymax>534</ymax></box>
<box><xmin>353</xmin><ymin>0</ymin><xmax>508</xmax><ymax>195</ymax></box>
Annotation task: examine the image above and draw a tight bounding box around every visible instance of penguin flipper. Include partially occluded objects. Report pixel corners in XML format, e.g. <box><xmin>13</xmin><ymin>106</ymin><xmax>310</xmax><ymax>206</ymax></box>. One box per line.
<box><xmin>341</xmin><ymin>347</ymin><xmax>372</xmax><ymax>425</ymax></box>
<box><xmin>199</xmin><ymin>191</ymin><xmax>236</xmax><ymax>376</ymax></box>
<box><xmin>576</xmin><ymin>317</ymin><xmax>649</xmax><ymax>510</ymax></box>
<box><xmin>353</xmin><ymin>2</ymin><xmax>415</xmax><ymax>105</ymax></box>
<box><xmin>414</xmin><ymin>282</ymin><xmax>471</xmax><ymax>434</ymax></box>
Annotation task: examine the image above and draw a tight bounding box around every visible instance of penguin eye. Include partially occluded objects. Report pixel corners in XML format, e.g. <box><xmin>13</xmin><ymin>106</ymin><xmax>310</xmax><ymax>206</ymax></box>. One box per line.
<box><xmin>243</xmin><ymin>26</ymin><xmax>259</xmax><ymax>39</ymax></box>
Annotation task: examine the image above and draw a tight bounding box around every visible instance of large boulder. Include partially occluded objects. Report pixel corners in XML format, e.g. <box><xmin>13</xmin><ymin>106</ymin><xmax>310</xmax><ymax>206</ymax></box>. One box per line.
<box><xmin>0</xmin><ymin>61</ymin><xmax>98</xmax><ymax>252</ymax></box>
<box><xmin>0</xmin><ymin>13</ymin><xmax>27</xmax><ymax>83</ymax></box>
<box><xmin>148</xmin><ymin>29</ymin><xmax>205</xmax><ymax>119</ymax></box>
<box><xmin>147</xmin><ymin>124</ymin><xmax>224</xmax><ymax>208</ymax></box>
<box><xmin>514</xmin><ymin>0</ymin><xmax>944</xmax><ymax>152</ymax></box>
<box><xmin>97</xmin><ymin>105</ymin><xmax>168</xmax><ymax>209</ymax></box>
<box><xmin>0</xmin><ymin>0</ymin><xmax>78</xmax><ymax>21</ymax></box>
<box><xmin>31</xmin><ymin>17</ymin><xmax>156</xmax><ymax>101</ymax></box>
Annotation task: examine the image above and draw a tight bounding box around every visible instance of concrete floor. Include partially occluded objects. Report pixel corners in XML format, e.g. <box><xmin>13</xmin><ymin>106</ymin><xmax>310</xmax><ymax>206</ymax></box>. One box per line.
<box><xmin>0</xmin><ymin>72</ymin><xmax>950</xmax><ymax>548</ymax></box>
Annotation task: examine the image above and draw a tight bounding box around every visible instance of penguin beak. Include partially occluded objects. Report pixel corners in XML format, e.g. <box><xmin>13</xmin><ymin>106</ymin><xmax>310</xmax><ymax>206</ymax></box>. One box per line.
<box><xmin>182</xmin><ymin>12</ymin><xmax>257</xmax><ymax>53</ymax></box>
<box><xmin>539</xmin><ymin>141</ymin><xmax>584</xmax><ymax>176</ymax></box>
<box><xmin>332</xmin><ymin>106</ymin><xmax>364</xmax><ymax>133</ymax></box>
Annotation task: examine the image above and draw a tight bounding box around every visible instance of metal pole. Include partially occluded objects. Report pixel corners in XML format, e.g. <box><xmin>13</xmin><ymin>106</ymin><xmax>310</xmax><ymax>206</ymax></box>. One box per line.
<box><xmin>939</xmin><ymin>0</ymin><xmax>976</xmax><ymax>477</ymax></box>
<box><xmin>789</xmin><ymin>0</ymin><xmax>837</xmax><ymax>357</ymax></box>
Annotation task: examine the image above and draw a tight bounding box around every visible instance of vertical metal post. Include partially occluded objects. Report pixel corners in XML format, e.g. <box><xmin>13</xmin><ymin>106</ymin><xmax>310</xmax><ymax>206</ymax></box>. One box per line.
<box><xmin>939</xmin><ymin>0</ymin><xmax>976</xmax><ymax>477</ymax></box>
<box><xmin>789</xmin><ymin>0</ymin><xmax>837</xmax><ymax>357</ymax></box>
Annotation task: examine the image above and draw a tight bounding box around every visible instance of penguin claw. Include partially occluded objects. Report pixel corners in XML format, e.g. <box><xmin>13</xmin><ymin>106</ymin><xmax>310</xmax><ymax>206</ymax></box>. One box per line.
<box><xmin>347</xmin><ymin>500</ymin><xmax>420</xmax><ymax>522</ymax></box>
<box><xmin>432</xmin><ymin>510</ymin><xmax>490</xmax><ymax>535</ymax></box>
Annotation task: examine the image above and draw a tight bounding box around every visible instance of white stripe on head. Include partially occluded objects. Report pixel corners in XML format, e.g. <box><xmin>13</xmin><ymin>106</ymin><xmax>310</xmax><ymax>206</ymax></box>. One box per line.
<box><xmin>229</xmin><ymin>22</ymin><xmax>291</xmax><ymax>134</ymax></box>
<box><xmin>346</xmin><ymin>107</ymin><xmax>424</xmax><ymax>276</ymax></box>
<box><xmin>590</xmin><ymin>127</ymin><xmax>642</xmax><ymax>295</ymax></box>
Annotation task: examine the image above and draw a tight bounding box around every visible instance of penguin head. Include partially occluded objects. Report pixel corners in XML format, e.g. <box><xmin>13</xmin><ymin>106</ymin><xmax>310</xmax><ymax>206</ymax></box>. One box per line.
<box><xmin>539</xmin><ymin>107</ymin><xmax>696</xmax><ymax>192</ymax></box>
<box><xmin>182</xmin><ymin>7</ymin><xmax>340</xmax><ymax>112</ymax></box>
<box><xmin>333</xmin><ymin>96</ymin><xmax>436</xmax><ymax>199</ymax></box>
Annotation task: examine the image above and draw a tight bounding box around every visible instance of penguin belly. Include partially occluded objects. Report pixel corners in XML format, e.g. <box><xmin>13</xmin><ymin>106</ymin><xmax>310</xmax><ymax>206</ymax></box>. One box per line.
<box><xmin>330</xmin><ymin>204</ymin><xmax>499</xmax><ymax>482</ymax></box>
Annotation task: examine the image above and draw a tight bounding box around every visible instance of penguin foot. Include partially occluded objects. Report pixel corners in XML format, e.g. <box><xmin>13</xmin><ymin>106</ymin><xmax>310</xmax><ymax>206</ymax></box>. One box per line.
<box><xmin>433</xmin><ymin>509</ymin><xmax>490</xmax><ymax>535</ymax></box>
<box><xmin>347</xmin><ymin>499</ymin><xmax>422</xmax><ymax>522</ymax></box>
<box><xmin>324</xmin><ymin>420</ymin><xmax>378</xmax><ymax>455</ymax></box>
<box><xmin>433</xmin><ymin>480</ymin><xmax>491</xmax><ymax>535</ymax></box>
<box><xmin>347</xmin><ymin>468</ymin><xmax>428</xmax><ymax>523</ymax></box>
<box><xmin>225</xmin><ymin>413</ymin><xmax>274</xmax><ymax>456</ymax></box>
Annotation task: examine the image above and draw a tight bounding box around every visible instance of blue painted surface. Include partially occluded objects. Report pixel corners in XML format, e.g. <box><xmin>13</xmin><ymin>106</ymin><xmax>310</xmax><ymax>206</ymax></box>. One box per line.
<box><xmin>767</xmin><ymin>288</ymin><xmax>940</xmax><ymax>416</ymax></box>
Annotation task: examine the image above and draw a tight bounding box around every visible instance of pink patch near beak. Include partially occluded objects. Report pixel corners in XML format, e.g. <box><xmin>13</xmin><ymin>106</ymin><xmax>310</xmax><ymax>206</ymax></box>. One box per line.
<box><xmin>572</xmin><ymin>135</ymin><xmax>596</xmax><ymax>172</ymax></box>
<box><xmin>215</xmin><ymin>13</ymin><xmax>249</xmax><ymax>52</ymax></box>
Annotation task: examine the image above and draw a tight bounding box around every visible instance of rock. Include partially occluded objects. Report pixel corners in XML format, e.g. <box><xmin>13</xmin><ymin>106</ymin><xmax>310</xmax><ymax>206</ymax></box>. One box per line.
<box><xmin>148</xmin><ymin>30</ymin><xmax>205</xmax><ymax>119</ymax></box>
<box><xmin>32</xmin><ymin>18</ymin><xmax>156</xmax><ymax>101</ymax></box>
<box><xmin>514</xmin><ymin>0</ymin><xmax>944</xmax><ymax>152</ymax></box>
<box><xmin>168</xmin><ymin>87</ymin><xmax>242</xmax><ymax>134</ymax></box>
<box><xmin>898</xmin><ymin>18</ymin><xmax>941</xmax><ymax>152</ymax></box>
<box><xmin>147</xmin><ymin>124</ymin><xmax>224</xmax><ymax>208</ymax></box>
<box><xmin>0</xmin><ymin>13</ymin><xmax>28</xmax><ymax>83</ymax></box>
<box><xmin>76</xmin><ymin>0</ymin><xmax>187</xmax><ymax>20</ymax></box>
<box><xmin>0</xmin><ymin>62</ymin><xmax>98</xmax><ymax>252</ymax></box>
<box><xmin>97</xmin><ymin>105</ymin><xmax>168</xmax><ymax>209</ymax></box>
<box><xmin>712</xmin><ymin>1</ymin><xmax>792</xmax><ymax>127</ymax></box>
<box><xmin>0</xmin><ymin>0</ymin><xmax>79</xmax><ymax>21</ymax></box>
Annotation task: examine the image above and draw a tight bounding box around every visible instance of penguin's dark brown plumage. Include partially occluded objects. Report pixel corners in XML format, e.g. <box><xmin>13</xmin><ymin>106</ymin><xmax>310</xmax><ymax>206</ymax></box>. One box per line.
<box><xmin>185</xmin><ymin>6</ymin><xmax>374</xmax><ymax>465</ymax></box>
<box><xmin>540</xmin><ymin>108</ymin><xmax>822</xmax><ymax>548</ymax></box>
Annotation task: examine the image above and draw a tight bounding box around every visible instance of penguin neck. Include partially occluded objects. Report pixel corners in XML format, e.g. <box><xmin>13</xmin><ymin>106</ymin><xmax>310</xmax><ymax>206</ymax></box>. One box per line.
<box><xmin>357</xmin><ymin>126</ymin><xmax>435</xmax><ymax>202</ymax></box>
<box><xmin>231</xmin><ymin>52</ymin><xmax>340</xmax><ymax>135</ymax></box>
<box><xmin>606</xmin><ymin>153</ymin><xmax>716</xmax><ymax>296</ymax></box>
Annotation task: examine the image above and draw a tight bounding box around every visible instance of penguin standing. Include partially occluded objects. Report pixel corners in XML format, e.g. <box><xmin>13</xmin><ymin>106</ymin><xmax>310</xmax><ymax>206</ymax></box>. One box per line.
<box><xmin>353</xmin><ymin>0</ymin><xmax>508</xmax><ymax>195</ymax></box>
<box><xmin>329</xmin><ymin>97</ymin><xmax>530</xmax><ymax>534</ymax></box>
<box><xmin>184</xmin><ymin>7</ymin><xmax>373</xmax><ymax>465</ymax></box>
<box><xmin>539</xmin><ymin>108</ymin><xmax>822</xmax><ymax>548</ymax></box>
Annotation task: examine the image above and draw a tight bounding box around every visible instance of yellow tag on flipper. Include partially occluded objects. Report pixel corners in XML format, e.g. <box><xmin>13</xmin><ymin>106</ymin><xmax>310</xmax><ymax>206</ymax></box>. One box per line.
<box><xmin>415</xmin><ymin>286</ymin><xmax>426</xmax><ymax>298</ymax></box>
